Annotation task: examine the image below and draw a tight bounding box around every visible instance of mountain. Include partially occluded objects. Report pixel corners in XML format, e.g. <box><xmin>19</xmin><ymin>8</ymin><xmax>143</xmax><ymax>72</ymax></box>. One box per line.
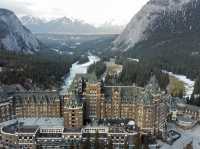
<box><xmin>113</xmin><ymin>0</ymin><xmax>192</xmax><ymax>50</ymax></box>
<box><xmin>46</xmin><ymin>17</ymin><xmax>96</xmax><ymax>34</ymax></box>
<box><xmin>113</xmin><ymin>0</ymin><xmax>200</xmax><ymax>80</ymax></box>
<box><xmin>21</xmin><ymin>16</ymin><xmax>96</xmax><ymax>34</ymax></box>
<box><xmin>21</xmin><ymin>16</ymin><xmax>46</xmax><ymax>25</ymax></box>
<box><xmin>20</xmin><ymin>16</ymin><xmax>123</xmax><ymax>34</ymax></box>
<box><xmin>0</xmin><ymin>9</ymin><xmax>40</xmax><ymax>53</ymax></box>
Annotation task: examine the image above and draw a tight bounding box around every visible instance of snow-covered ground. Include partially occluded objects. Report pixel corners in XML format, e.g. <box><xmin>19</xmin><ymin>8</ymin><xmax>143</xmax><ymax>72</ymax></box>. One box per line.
<box><xmin>60</xmin><ymin>54</ymin><xmax>100</xmax><ymax>95</ymax></box>
<box><xmin>51</xmin><ymin>48</ymin><xmax>63</xmax><ymax>54</ymax></box>
<box><xmin>163</xmin><ymin>71</ymin><xmax>195</xmax><ymax>98</ymax></box>
<box><xmin>159</xmin><ymin>123</ymin><xmax>200</xmax><ymax>149</ymax></box>
<box><xmin>127</xmin><ymin>58</ymin><xmax>140</xmax><ymax>63</ymax></box>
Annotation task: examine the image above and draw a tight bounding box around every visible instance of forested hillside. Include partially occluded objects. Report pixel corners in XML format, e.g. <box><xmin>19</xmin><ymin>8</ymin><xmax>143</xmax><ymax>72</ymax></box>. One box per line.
<box><xmin>0</xmin><ymin>50</ymin><xmax>76</xmax><ymax>89</ymax></box>
<box><xmin>88</xmin><ymin>58</ymin><xmax>169</xmax><ymax>90</ymax></box>
<box><xmin>190</xmin><ymin>77</ymin><xmax>200</xmax><ymax>106</ymax></box>
<box><xmin>124</xmin><ymin>0</ymin><xmax>200</xmax><ymax>80</ymax></box>
<box><xmin>112</xmin><ymin>0</ymin><xmax>200</xmax><ymax>104</ymax></box>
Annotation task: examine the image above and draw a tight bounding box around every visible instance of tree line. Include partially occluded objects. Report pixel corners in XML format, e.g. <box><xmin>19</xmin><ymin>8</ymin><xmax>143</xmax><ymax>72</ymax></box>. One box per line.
<box><xmin>0</xmin><ymin>50</ymin><xmax>76</xmax><ymax>90</ymax></box>
<box><xmin>105</xmin><ymin>59</ymin><xmax>169</xmax><ymax>90</ymax></box>
<box><xmin>88</xmin><ymin>61</ymin><xmax>106</xmax><ymax>79</ymax></box>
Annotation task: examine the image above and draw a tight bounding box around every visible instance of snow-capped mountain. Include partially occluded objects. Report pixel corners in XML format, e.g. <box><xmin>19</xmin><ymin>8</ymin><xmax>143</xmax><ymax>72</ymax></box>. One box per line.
<box><xmin>21</xmin><ymin>16</ymin><xmax>96</xmax><ymax>34</ymax></box>
<box><xmin>49</xmin><ymin>17</ymin><xmax>73</xmax><ymax>25</ymax></box>
<box><xmin>0</xmin><ymin>9</ymin><xmax>40</xmax><ymax>53</ymax></box>
<box><xmin>20</xmin><ymin>16</ymin><xmax>123</xmax><ymax>34</ymax></box>
<box><xmin>113</xmin><ymin>0</ymin><xmax>193</xmax><ymax>51</ymax></box>
<box><xmin>21</xmin><ymin>16</ymin><xmax>46</xmax><ymax>25</ymax></box>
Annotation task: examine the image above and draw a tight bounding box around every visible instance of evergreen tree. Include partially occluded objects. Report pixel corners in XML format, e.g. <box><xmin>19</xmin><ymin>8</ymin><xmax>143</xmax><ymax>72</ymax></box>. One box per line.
<box><xmin>124</xmin><ymin>138</ymin><xmax>129</xmax><ymax>149</ymax></box>
<box><xmin>81</xmin><ymin>134</ymin><xmax>91</xmax><ymax>149</ymax></box>
<box><xmin>0</xmin><ymin>49</ymin><xmax>76</xmax><ymax>89</ymax></box>
<box><xmin>94</xmin><ymin>131</ymin><xmax>101</xmax><ymax>149</ymax></box>
<box><xmin>108</xmin><ymin>138</ymin><xmax>113</xmax><ymax>149</ymax></box>
<box><xmin>190</xmin><ymin>77</ymin><xmax>200</xmax><ymax>106</ymax></box>
<box><xmin>69</xmin><ymin>142</ymin><xmax>74</xmax><ymax>149</ymax></box>
<box><xmin>185</xmin><ymin>143</ymin><xmax>193</xmax><ymax>149</ymax></box>
<box><xmin>134</xmin><ymin>134</ymin><xmax>141</xmax><ymax>149</ymax></box>
<box><xmin>88</xmin><ymin>61</ymin><xmax>106</xmax><ymax>79</ymax></box>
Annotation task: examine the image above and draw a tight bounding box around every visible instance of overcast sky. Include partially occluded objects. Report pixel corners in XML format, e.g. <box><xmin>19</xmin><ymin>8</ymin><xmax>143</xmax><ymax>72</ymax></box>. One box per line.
<box><xmin>0</xmin><ymin>0</ymin><xmax>149</xmax><ymax>26</ymax></box>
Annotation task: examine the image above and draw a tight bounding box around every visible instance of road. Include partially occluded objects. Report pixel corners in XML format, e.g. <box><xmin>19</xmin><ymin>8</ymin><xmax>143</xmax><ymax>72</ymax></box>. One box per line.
<box><xmin>159</xmin><ymin>123</ymin><xmax>200</xmax><ymax>149</ymax></box>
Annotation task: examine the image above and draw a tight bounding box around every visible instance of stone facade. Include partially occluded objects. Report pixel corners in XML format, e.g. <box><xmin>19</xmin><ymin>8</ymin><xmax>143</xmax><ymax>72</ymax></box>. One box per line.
<box><xmin>1</xmin><ymin>122</ymin><xmax>38</xmax><ymax>149</ymax></box>
<box><xmin>63</xmin><ymin>95</ymin><xmax>83</xmax><ymax>129</ymax></box>
<box><xmin>0</xmin><ymin>81</ymin><xmax>169</xmax><ymax>137</ymax></box>
<box><xmin>0</xmin><ymin>74</ymin><xmax>170</xmax><ymax>148</ymax></box>
<box><xmin>84</xmin><ymin>82</ymin><xmax>103</xmax><ymax>120</ymax></box>
<box><xmin>0</xmin><ymin>99</ymin><xmax>13</xmax><ymax>123</ymax></box>
<box><xmin>72</xmin><ymin>74</ymin><xmax>169</xmax><ymax>135</ymax></box>
<box><xmin>14</xmin><ymin>92</ymin><xmax>61</xmax><ymax>118</ymax></box>
<box><xmin>0</xmin><ymin>119</ymin><xmax>138</xmax><ymax>149</ymax></box>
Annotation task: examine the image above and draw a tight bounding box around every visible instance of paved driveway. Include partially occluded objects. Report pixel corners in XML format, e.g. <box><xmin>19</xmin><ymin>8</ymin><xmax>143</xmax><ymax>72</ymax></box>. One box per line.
<box><xmin>159</xmin><ymin>123</ymin><xmax>200</xmax><ymax>149</ymax></box>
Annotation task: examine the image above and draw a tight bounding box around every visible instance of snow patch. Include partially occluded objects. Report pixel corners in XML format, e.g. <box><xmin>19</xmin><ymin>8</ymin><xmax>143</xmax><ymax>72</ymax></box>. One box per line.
<box><xmin>163</xmin><ymin>70</ymin><xmax>195</xmax><ymax>98</ymax></box>
<box><xmin>60</xmin><ymin>54</ymin><xmax>100</xmax><ymax>95</ymax></box>
<box><xmin>127</xmin><ymin>58</ymin><xmax>140</xmax><ymax>63</ymax></box>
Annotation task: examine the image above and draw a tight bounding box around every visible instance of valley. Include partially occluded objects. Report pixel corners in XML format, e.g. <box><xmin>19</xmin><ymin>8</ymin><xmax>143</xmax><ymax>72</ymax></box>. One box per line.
<box><xmin>1</xmin><ymin>0</ymin><xmax>200</xmax><ymax>148</ymax></box>
<box><xmin>36</xmin><ymin>33</ymin><xmax>117</xmax><ymax>56</ymax></box>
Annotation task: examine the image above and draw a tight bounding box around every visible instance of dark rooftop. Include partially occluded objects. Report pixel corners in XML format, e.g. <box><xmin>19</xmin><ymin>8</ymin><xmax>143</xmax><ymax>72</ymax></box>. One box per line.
<box><xmin>103</xmin><ymin>86</ymin><xmax>157</xmax><ymax>105</ymax></box>
<box><xmin>13</xmin><ymin>91</ymin><xmax>60</xmax><ymax>104</ymax></box>
<box><xmin>63</xmin><ymin>128</ymin><xmax>82</xmax><ymax>133</ymax></box>
<box><xmin>2</xmin><ymin>122</ymin><xmax>38</xmax><ymax>134</ymax></box>
<box><xmin>103</xmin><ymin>86</ymin><xmax>143</xmax><ymax>101</ymax></box>
<box><xmin>99</xmin><ymin>118</ymin><xmax>133</xmax><ymax>126</ymax></box>
<box><xmin>18</xmin><ymin>126</ymin><xmax>39</xmax><ymax>133</ymax></box>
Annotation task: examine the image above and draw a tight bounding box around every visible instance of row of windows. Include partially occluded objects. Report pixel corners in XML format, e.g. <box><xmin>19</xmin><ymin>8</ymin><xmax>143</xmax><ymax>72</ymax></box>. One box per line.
<box><xmin>84</xmin><ymin>128</ymin><xmax>106</xmax><ymax>133</ymax></box>
<box><xmin>41</xmin><ymin>129</ymin><xmax>62</xmax><ymax>133</ymax></box>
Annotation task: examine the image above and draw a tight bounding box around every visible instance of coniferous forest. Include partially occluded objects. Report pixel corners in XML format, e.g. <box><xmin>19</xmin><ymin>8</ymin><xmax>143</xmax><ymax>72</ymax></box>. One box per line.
<box><xmin>0</xmin><ymin>50</ymin><xmax>76</xmax><ymax>89</ymax></box>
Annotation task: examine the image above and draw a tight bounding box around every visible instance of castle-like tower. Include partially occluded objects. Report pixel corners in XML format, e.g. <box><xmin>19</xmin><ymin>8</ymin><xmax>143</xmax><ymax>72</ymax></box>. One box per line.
<box><xmin>63</xmin><ymin>94</ymin><xmax>83</xmax><ymax>129</ymax></box>
<box><xmin>0</xmin><ymin>74</ymin><xmax>169</xmax><ymax>137</ymax></box>
<box><xmin>84</xmin><ymin>82</ymin><xmax>103</xmax><ymax>120</ymax></box>
<box><xmin>74</xmin><ymin>74</ymin><xmax>169</xmax><ymax>135</ymax></box>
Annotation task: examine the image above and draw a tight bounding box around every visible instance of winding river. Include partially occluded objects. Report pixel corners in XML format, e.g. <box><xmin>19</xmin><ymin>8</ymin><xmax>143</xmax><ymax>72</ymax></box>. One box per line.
<box><xmin>60</xmin><ymin>55</ymin><xmax>100</xmax><ymax>95</ymax></box>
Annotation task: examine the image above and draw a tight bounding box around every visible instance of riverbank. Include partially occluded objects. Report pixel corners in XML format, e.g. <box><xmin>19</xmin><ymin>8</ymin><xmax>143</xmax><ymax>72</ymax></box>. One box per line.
<box><xmin>163</xmin><ymin>71</ymin><xmax>195</xmax><ymax>98</ymax></box>
<box><xmin>77</xmin><ymin>56</ymin><xmax>90</xmax><ymax>64</ymax></box>
<box><xmin>60</xmin><ymin>55</ymin><xmax>100</xmax><ymax>95</ymax></box>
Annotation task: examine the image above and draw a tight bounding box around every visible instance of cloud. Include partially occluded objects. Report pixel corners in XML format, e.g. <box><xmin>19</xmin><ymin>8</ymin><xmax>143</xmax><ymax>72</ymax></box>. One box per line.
<box><xmin>0</xmin><ymin>0</ymin><xmax>33</xmax><ymax>16</ymax></box>
<box><xmin>0</xmin><ymin>0</ymin><xmax>149</xmax><ymax>25</ymax></box>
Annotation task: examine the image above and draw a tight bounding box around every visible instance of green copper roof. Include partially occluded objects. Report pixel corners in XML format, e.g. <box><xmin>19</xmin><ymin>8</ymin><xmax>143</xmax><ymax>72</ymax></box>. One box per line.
<box><xmin>103</xmin><ymin>85</ymin><xmax>165</xmax><ymax>105</ymax></box>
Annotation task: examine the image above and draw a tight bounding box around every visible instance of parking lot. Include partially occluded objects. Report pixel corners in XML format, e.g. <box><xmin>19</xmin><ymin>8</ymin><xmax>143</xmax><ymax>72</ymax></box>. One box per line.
<box><xmin>158</xmin><ymin>123</ymin><xmax>200</xmax><ymax>149</ymax></box>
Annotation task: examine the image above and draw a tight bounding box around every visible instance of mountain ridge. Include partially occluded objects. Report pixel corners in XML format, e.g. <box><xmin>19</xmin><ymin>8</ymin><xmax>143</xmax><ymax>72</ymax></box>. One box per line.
<box><xmin>114</xmin><ymin>0</ymin><xmax>200</xmax><ymax>80</ymax></box>
<box><xmin>20</xmin><ymin>16</ymin><xmax>124</xmax><ymax>34</ymax></box>
<box><xmin>0</xmin><ymin>9</ymin><xmax>40</xmax><ymax>53</ymax></box>
<box><xmin>113</xmin><ymin>0</ymin><xmax>192</xmax><ymax>51</ymax></box>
